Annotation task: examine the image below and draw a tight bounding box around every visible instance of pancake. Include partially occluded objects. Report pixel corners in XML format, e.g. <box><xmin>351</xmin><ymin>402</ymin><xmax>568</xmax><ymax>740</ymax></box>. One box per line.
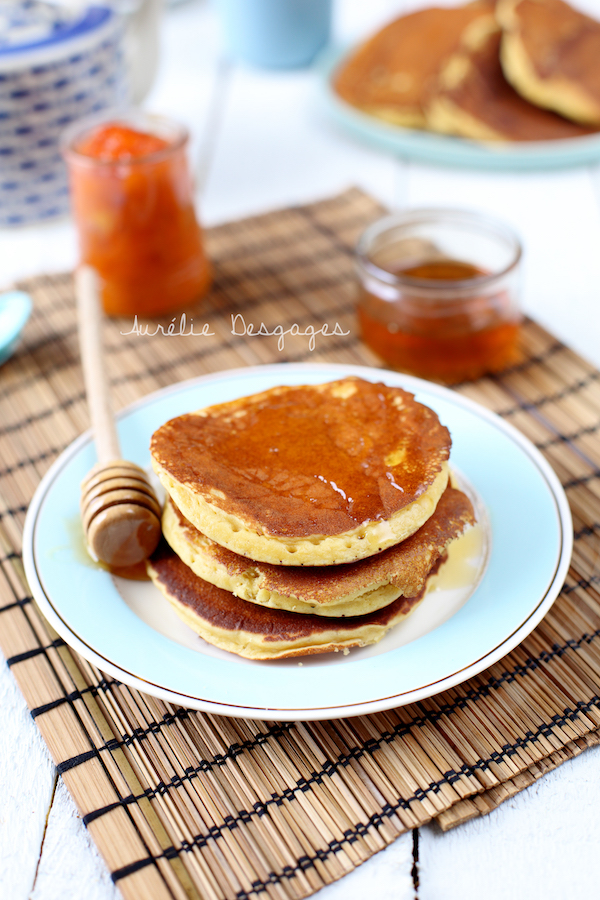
<box><xmin>332</xmin><ymin>1</ymin><xmax>494</xmax><ymax>129</ymax></box>
<box><xmin>150</xmin><ymin>378</ymin><xmax>451</xmax><ymax>567</ymax></box>
<box><xmin>426</xmin><ymin>11</ymin><xmax>594</xmax><ymax>140</ymax></box>
<box><xmin>161</xmin><ymin>486</ymin><xmax>475</xmax><ymax>617</ymax></box>
<box><xmin>147</xmin><ymin>540</ymin><xmax>441</xmax><ymax>660</ymax></box>
<box><xmin>498</xmin><ymin>0</ymin><xmax>600</xmax><ymax>126</ymax></box>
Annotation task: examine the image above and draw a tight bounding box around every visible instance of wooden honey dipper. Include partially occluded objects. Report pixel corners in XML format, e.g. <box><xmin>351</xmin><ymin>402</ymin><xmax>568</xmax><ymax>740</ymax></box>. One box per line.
<box><xmin>76</xmin><ymin>267</ymin><xmax>162</xmax><ymax>569</ymax></box>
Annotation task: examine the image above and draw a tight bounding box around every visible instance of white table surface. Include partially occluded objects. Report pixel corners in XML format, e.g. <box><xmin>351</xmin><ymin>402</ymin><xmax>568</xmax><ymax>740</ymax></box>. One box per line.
<box><xmin>2</xmin><ymin>1</ymin><xmax>600</xmax><ymax>898</ymax></box>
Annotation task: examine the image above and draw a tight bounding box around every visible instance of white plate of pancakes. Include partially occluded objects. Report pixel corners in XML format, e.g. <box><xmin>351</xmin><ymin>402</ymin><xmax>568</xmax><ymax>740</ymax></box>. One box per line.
<box><xmin>23</xmin><ymin>363</ymin><xmax>572</xmax><ymax>721</ymax></box>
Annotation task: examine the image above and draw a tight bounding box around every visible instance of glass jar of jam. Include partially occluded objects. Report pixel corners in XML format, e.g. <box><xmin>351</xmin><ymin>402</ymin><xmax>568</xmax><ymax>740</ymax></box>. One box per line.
<box><xmin>63</xmin><ymin>110</ymin><xmax>211</xmax><ymax>317</ymax></box>
<box><xmin>356</xmin><ymin>209</ymin><xmax>522</xmax><ymax>383</ymax></box>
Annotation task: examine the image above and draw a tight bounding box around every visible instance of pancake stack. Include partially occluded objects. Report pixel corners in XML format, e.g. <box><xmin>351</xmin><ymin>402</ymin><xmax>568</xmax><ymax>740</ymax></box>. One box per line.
<box><xmin>147</xmin><ymin>378</ymin><xmax>476</xmax><ymax>660</ymax></box>
<box><xmin>333</xmin><ymin>0</ymin><xmax>600</xmax><ymax>142</ymax></box>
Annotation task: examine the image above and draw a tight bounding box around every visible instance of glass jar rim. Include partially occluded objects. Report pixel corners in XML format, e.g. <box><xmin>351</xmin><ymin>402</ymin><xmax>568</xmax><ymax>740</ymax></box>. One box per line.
<box><xmin>61</xmin><ymin>107</ymin><xmax>189</xmax><ymax>167</ymax></box>
<box><xmin>356</xmin><ymin>208</ymin><xmax>523</xmax><ymax>291</ymax></box>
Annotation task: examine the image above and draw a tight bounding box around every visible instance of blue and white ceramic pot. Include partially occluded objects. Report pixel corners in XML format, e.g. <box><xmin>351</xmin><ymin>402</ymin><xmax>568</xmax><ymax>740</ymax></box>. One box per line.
<box><xmin>0</xmin><ymin>1</ymin><xmax>127</xmax><ymax>226</ymax></box>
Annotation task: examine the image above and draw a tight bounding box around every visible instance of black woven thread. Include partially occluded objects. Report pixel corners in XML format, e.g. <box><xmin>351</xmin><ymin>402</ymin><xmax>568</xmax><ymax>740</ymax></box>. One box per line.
<box><xmin>109</xmin><ymin>692</ymin><xmax>600</xmax><ymax>888</ymax></box>
<box><xmin>491</xmin><ymin>367</ymin><xmax>600</xmax><ymax>497</ymax></box>
<box><xmin>204</xmin><ymin>196</ymin><xmax>369</xmax><ymax>263</ymax></box>
<box><xmin>491</xmin><ymin>337</ymin><xmax>566</xmax><ymax>376</ymax></box>
<box><xmin>296</xmin><ymin>203</ymin><xmax>365</xmax><ymax>258</ymax></box>
<box><xmin>30</xmin><ymin>679</ymin><xmax>121</xmax><ymax>719</ymax></box>
<box><xmin>497</xmin><ymin>372</ymin><xmax>600</xmax><ymax>418</ymax></box>
<box><xmin>83</xmin><ymin>794</ymin><xmax>139</xmax><ymax>826</ymax></box>
<box><xmin>0</xmin><ymin>395</ymin><xmax>83</xmax><ymax>439</ymax></box>
<box><xmin>231</xmin><ymin>694</ymin><xmax>600</xmax><ymax>898</ymax></box>
<box><xmin>562</xmin><ymin>575</ymin><xmax>600</xmax><ymax>594</ymax></box>
<box><xmin>563</xmin><ymin>471</ymin><xmax>600</xmax><ymax>490</ymax></box>
<box><xmin>57</xmin><ymin>748</ymin><xmax>99</xmax><ymax>774</ymax></box>
<box><xmin>0</xmin><ymin>550</ymin><xmax>21</xmax><ymax>565</ymax></box>
<box><xmin>535</xmin><ymin>421</ymin><xmax>600</xmax><ymax>451</ymax></box>
<box><xmin>6</xmin><ymin>639</ymin><xmax>67</xmax><ymax>666</ymax></box>
<box><xmin>65</xmin><ymin>721</ymin><xmax>297</xmax><ymax>815</ymax></box>
<box><xmin>109</xmin><ymin>857</ymin><xmax>157</xmax><ymax>882</ymax></box>
<box><xmin>0</xmin><ymin>577</ymin><xmax>162</xmax><ymax>886</ymax></box>
<box><xmin>0</xmin><ymin>504</ymin><xmax>27</xmax><ymax>522</ymax></box>
<box><xmin>0</xmin><ymin>595</ymin><xmax>32</xmax><ymax>613</ymax></box>
<box><xmin>81</xmin><ymin>622</ymin><xmax>598</xmax><ymax>836</ymax></box>
<box><xmin>0</xmin><ymin>321</ymin><xmax>80</xmax><ymax>399</ymax></box>
<box><xmin>0</xmin><ymin>447</ymin><xmax>66</xmax><ymax>480</ymax></box>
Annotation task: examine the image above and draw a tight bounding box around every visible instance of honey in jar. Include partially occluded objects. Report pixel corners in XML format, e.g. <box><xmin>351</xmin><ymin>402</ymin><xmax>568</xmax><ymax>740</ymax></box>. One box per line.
<box><xmin>63</xmin><ymin>112</ymin><xmax>211</xmax><ymax>317</ymax></box>
<box><xmin>356</xmin><ymin>211</ymin><xmax>522</xmax><ymax>383</ymax></box>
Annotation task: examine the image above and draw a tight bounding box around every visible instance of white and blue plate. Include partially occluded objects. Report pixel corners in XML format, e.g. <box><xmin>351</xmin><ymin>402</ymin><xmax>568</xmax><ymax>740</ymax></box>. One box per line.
<box><xmin>23</xmin><ymin>363</ymin><xmax>573</xmax><ymax>720</ymax></box>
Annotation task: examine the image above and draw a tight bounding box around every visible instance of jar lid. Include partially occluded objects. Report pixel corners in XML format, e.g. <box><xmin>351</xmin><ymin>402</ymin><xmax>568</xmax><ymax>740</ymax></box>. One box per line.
<box><xmin>0</xmin><ymin>2</ymin><xmax>116</xmax><ymax>69</ymax></box>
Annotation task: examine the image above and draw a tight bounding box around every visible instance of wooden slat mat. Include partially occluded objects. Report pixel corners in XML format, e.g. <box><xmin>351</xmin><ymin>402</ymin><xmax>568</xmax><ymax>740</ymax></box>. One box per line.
<box><xmin>1</xmin><ymin>188</ymin><xmax>600</xmax><ymax>899</ymax></box>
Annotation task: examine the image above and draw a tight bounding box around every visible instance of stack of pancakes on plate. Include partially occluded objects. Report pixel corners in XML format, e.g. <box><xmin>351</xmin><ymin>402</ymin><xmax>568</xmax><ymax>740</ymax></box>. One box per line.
<box><xmin>333</xmin><ymin>0</ymin><xmax>600</xmax><ymax>141</ymax></box>
<box><xmin>147</xmin><ymin>378</ymin><xmax>476</xmax><ymax>660</ymax></box>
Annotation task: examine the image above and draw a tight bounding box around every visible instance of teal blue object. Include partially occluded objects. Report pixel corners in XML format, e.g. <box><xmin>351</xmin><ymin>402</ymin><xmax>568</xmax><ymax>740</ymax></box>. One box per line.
<box><xmin>319</xmin><ymin>46</ymin><xmax>600</xmax><ymax>171</ymax></box>
<box><xmin>0</xmin><ymin>291</ymin><xmax>32</xmax><ymax>365</ymax></box>
<box><xmin>214</xmin><ymin>0</ymin><xmax>331</xmax><ymax>69</ymax></box>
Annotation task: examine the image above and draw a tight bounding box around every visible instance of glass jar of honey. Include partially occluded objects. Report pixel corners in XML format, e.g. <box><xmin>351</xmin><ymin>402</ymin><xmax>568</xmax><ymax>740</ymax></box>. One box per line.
<box><xmin>63</xmin><ymin>110</ymin><xmax>211</xmax><ymax>317</ymax></box>
<box><xmin>356</xmin><ymin>209</ymin><xmax>522</xmax><ymax>383</ymax></box>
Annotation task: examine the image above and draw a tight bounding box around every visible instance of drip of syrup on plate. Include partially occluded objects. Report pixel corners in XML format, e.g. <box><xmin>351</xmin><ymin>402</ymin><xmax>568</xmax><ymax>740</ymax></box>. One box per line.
<box><xmin>427</xmin><ymin>522</ymin><xmax>485</xmax><ymax>594</ymax></box>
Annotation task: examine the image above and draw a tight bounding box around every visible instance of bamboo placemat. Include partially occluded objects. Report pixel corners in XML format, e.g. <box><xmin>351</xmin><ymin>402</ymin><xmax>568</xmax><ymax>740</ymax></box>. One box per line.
<box><xmin>1</xmin><ymin>188</ymin><xmax>600</xmax><ymax>900</ymax></box>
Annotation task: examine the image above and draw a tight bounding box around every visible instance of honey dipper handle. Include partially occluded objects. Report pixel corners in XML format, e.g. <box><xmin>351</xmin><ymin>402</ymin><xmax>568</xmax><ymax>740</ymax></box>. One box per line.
<box><xmin>75</xmin><ymin>266</ymin><xmax>120</xmax><ymax>465</ymax></box>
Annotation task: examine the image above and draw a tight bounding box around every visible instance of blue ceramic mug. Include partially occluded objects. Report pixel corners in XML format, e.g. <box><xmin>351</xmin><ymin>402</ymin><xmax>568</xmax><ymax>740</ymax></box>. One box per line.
<box><xmin>214</xmin><ymin>0</ymin><xmax>331</xmax><ymax>69</ymax></box>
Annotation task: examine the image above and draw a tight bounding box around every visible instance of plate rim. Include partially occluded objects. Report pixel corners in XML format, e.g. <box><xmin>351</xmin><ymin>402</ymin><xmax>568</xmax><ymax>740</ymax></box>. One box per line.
<box><xmin>23</xmin><ymin>361</ymin><xmax>573</xmax><ymax>720</ymax></box>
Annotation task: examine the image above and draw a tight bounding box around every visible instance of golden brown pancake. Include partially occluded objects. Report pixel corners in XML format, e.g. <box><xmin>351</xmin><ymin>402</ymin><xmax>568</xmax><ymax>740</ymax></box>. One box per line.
<box><xmin>151</xmin><ymin>378</ymin><xmax>451</xmax><ymax>567</ymax></box>
<box><xmin>426</xmin><ymin>11</ymin><xmax>595</xmax><ymax>140</ymax></box>
<box><xmin>147</xmin><ymin>540</ymin><xmax>440</xmax><ymax>660</ymax></box>
<box><xmin>498</xmin><ymin>0</ymin><xmax>600</xmax><ymax>126</ymax></box>
<box><xmin>332</xmin><ymin>1</ymin><xmax>494</xmax><ymax>129</ymax></box>
<box><xmin>162</xmin><ymin>486</ymin><xmax>475</xmax><ymax>617</ymax></box>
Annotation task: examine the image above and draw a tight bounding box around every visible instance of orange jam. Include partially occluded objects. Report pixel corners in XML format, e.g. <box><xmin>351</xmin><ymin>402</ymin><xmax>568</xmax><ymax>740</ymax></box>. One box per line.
<box><xmin>65</xmin><ymin>119</ymin><xmax>211</xmax><ymax>317</ymax></box>
<box><xmin>357</xmin><ymin>257</ymin><xmax>521</xmax><ymax>383</ymax></box>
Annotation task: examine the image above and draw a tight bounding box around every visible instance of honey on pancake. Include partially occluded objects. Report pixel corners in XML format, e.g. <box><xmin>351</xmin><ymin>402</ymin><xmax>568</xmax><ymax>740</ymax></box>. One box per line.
<box><xmin>162</xmin><ymin>486</ymin><xmax>475</xmax><ymax>616</ymax></box>
<box><xmin>147</xmin><ymin>540</ymin><xmax>430</xmax><ymax>659</ymax></box>
<box><xmin>427</xmin><ymin>521</ymin><xmax>485</xmax><ymax>592</ymax></box>
<box><xmin>153</xmin><ymin>380</ymin><xmax>450</xmax><ymax>539</ymax></box>
<box><xmin>358</xmin><ymin>258</ymin><xmax>520</xmax><ymax>383</ymax></box>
